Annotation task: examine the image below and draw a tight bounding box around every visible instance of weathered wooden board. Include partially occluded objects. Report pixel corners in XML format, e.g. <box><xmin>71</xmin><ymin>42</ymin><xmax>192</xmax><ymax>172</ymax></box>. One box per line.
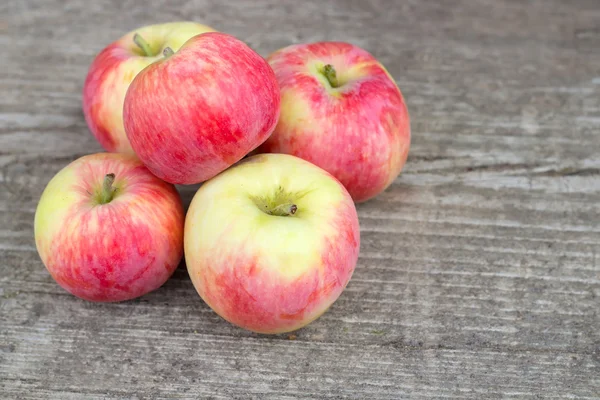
<box><xmin>1</xmin><ymin>0</ymin><xmax>599</xmax><ymax>398</ymax></box>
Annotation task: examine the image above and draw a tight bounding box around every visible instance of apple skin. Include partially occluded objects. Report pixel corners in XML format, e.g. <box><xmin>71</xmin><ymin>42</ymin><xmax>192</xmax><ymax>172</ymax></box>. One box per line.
<box><xmin>257</xmin><ymin>42</ymin><xmax>411</xmax><ymax>203</ymax></box>
<box><xmin>83</xmin><ymin>22</ymin><xmax>215</xmax><ymax>154</ymax></box>
<box><xmin>123</xmin><ymin>32</ymin><xmax>281</xmax><ymax>185</ymax></box>
<box><xmin>184</xmin><ymin>153</ymin><xmax>360</xmax><ymax>334</ymax></box>
<box><xmin>34</xmin><ymin>153</ymin><xmax>185</xmax><ymax>302</ymax></box>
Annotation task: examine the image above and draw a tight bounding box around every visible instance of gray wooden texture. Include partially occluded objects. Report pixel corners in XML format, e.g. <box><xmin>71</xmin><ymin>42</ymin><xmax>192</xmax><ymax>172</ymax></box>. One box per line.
<box><xmin>1</xmin><ymin>0</ymin><xmax>600</xmax><ymax>398</ymax></box>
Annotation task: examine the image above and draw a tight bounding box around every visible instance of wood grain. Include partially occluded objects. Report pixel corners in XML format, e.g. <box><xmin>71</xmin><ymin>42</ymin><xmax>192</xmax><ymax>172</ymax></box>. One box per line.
<box><xmin>1</xmin><ymin>0</ymin><xmax>599</xmax><ymax>398</ymax></box>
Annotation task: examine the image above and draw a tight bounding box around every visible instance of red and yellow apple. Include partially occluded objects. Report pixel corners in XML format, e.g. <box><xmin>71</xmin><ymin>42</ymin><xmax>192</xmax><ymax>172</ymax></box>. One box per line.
<box><xmin>34</xmin><ymin>153</ymin><xmax>184</xmax><ymax>302</ymax></box>
<box><xmin>257</xmin><ymin>42</ymin><xmax>411</xmax><ymax>203</ymax></box>
<box><xmin>123</xmin><ymin>32</ymin><xmax>281</xmax><ymax>185</ymax></box>
<box><xmin>184</xmin><ymin>153</ymin><xmax>360</xmax><ymax>333</ymax></box>
<box><xmin>83</xmin><ymin>22</ymin><xmax>215</xmax><ymax>154</ymax></box>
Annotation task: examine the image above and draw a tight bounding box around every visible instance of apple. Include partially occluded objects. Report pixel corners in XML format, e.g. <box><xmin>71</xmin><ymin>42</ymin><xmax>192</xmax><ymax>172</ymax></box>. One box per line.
<box><xmin>184</xmin><ymin>153</ymin><xmax>360</xmax><ymax>333</ymax></box>
<box><xmin>34</xmin><ymin>153</ymin><xmax>185</xmax><ymax>302</ymax></box>
<box><xmin>257</xmin><ymin>42</ymin><xmax>411</xmax><ymax>203</ymax></box>
<box><xmin>123</xmin><ymin>32</ymin><xmax>280</xmax><ymax>185</ymax></box>
<box><xmin>83</xmin><ymin>22</ymin><xmax>215</xmax><ymax>154</ymax></box>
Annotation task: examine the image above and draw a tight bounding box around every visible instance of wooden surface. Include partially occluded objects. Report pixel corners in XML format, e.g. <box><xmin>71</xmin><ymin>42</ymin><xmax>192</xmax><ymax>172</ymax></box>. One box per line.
<box><xmin>2</xmin><ymin>0</ymin><xmax>600</xmax><ymax>398</ymax></box>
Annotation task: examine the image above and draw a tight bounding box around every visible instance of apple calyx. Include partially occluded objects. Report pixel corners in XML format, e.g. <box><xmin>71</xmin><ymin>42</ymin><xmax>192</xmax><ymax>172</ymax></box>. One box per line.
<box><xmin>133</xmin><ymin>33</ymin><xmax>153</xmax><ymax>57</ymax></box>
<box><xmin>163</xmin><ymin>47</ymin><xmax>175</xmax><ymax>58</ymax></box>
<box><xmin>97</xmin><ymin>173</ymin><xmax>117</xmax><ymax>205</ymax></box>
<box><xmin>321</xmin><ymin>64</ymin><xmax>340</xmax><ymax>88</ymax></box>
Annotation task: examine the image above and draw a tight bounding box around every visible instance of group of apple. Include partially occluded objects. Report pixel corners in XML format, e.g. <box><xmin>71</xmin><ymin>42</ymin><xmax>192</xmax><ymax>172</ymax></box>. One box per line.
<box><xmin>34</xmin><ymin>22</ymin><xmax>410</xmax><ymax>334</ymax></box>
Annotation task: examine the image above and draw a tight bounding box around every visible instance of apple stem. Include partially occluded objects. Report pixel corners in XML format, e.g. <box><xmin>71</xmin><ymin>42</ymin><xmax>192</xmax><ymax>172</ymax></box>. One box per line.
<box><xmin>133</xmin><ymin>33</ymin><xmax>153</xmax><ymax>57</ymax></box>
<box><xmin>163</xmin><ymin>47</ymin><xmax>175</xmax><ymax>58</ymax></box>
<box><xmin>99</xmin><ymin>173</ymin><xmax>117</xmax><ymax>205</ymax></box>
<box><xmin>269</xmin><ymin>203</ymin><xmax>297</xmax><ymax>217</ymax></box>
<box><xmin>321</xmin><ymin>64</ymin><xmax>340</xmax><ymax>88</ymax></box>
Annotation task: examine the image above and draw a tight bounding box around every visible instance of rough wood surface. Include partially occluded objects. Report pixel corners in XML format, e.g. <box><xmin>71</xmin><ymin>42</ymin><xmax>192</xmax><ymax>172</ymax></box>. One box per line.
<box><xmin>1</xmin><ymin>0</ymin><xmax>600</xmax><ymax>398</ymax></box>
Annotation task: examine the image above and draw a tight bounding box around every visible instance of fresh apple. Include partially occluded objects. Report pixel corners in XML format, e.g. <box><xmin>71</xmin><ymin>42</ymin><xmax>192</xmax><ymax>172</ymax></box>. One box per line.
<box><xmin>123</xmin><ymin>32</ymin><xmax>281</xmax><ymax>185</ymax></box>
<box><xmin>257</xmin><ymin>42</ymin><xmax>411</xmax><ymax>203</ymax></box>
<box><xmin>184</xmin><ymin>153</ymin><xmax>360</xmax><ymax>333</ymax></box>
<box><xmin>83</xmin><ymin>22</ymin><xmax>215</xmax><ymax>154</ymax></box>
<box><xmin>34</xmin><ymin>153</ymin><xmax>185</xmax><ymax>302</ymax></box>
